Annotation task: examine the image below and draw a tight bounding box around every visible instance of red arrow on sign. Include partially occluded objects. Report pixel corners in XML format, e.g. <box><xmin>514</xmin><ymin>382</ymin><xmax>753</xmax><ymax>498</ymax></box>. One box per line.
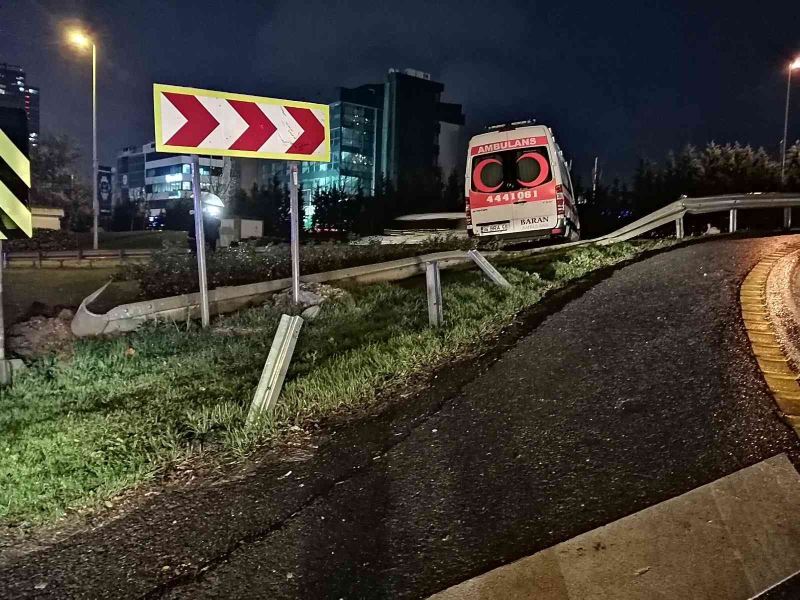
<box><xmin>155</xmin><ymin>84</ymin><xmax>329</xmax><ymax>161</ymax></box>
<box><xmin>286</xmin><ymin>107</ymin><xmax>326</xmax><ymax>155</ymax></box>
<box><xmin>163</xmin><ymin>92</ymin><xmax>220</xmax><ymax>147</ymax></box>
<box><xmin>228</xmin><ymin>100</ymin><xmax>277</xmax><ymax>151</ymax></box>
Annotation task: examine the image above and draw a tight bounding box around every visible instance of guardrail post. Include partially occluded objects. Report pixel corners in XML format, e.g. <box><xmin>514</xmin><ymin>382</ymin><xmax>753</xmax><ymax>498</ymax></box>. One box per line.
<box><xmin>784</xmin><ymin>207</ymin><xmax>792</xmax><ymax>230</ymax></box>
<box><xmin>426</xmin><ymin>260</ymin><xmax>443</xmax><ymax>327</ymax></box>
<box><xmin>675</xmin><ymin>216</ymin><xmax>684</xmax><ymax>239</ymax></box>
<box><xmin>247</xmin><ymin>314</ymin><xmax>303</xmax><ymax>424</ymax></box>
<box><xmin>729</xmin><ymin>208</ymin><xmax>738</xmax><ymax>233</ymax></box>
<box><xmin>37</xmin><ymin>251</ymin><xmax>42</xmax><ymax>268</ymax></box>
<box><xmin>467</xmin><ymin>250</ymin><xmax>512</xmax><ymax>288</ymax></box>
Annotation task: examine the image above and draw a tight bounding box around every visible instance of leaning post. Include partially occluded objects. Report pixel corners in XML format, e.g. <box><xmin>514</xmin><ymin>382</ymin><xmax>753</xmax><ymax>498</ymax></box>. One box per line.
<box><xmin>426</xmin><ymin>260</ymin><xmax>443</xmax><ymax>327</ymax></box>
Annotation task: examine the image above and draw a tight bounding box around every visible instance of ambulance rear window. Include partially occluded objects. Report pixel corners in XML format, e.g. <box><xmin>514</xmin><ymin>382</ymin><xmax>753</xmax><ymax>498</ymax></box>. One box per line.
<box><xmin>471</xmin><ymin>147</ymin><xmax>552</xmax><ymax>193</ymax></box>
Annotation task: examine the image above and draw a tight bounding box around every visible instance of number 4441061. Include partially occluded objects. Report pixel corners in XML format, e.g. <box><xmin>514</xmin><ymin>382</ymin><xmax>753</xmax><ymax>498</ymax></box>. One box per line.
<box><xmin>486</xmin><ymin>190</ymin><xmax>538</xmax><ymax>203</ymax></box>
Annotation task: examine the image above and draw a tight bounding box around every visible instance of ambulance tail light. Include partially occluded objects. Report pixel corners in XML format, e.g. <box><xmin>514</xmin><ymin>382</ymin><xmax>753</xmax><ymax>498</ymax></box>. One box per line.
<box><xmin>465</xmin><ymin>197</ymin><xmax>472</xmax><ymax>226</ymax></box>
<box><xmin>556</xmin><ymin>185</ymin><xmax>565</xmax><ymax>215</ymax></box>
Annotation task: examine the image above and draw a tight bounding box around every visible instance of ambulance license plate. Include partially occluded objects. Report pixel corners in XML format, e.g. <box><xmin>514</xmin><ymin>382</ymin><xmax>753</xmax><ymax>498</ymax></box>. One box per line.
<box><xmin>480</xmin><ymin>223</ymin><xmax>509</xmax><ymax>233</ymax></box>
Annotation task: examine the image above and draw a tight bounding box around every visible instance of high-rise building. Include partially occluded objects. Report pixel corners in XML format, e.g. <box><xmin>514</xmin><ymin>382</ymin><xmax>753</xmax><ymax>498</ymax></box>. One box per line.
<box><xmin>0</xmin><ymin>63</ymin><xmax>40</xmax><ymax>147</ymax></box>
<box><xmin>381</xmin><ymin>68</ymin><xmax>465</xmax><ymax>186</ymax></box>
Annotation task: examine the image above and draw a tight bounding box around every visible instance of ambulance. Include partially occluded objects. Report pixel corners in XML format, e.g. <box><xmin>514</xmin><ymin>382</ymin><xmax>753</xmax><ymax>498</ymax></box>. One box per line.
<box><xmin>465</xmin><ymin>120</ymin><xmax>579</xmax><ymax>241</ymax></box>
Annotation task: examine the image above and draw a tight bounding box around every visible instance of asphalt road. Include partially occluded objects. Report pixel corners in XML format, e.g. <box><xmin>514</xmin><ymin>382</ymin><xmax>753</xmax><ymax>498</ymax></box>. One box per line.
<box><xmin>3</xmin><ymin>235</ymin><xmax>800</xmax><ymax>599</ymax></box>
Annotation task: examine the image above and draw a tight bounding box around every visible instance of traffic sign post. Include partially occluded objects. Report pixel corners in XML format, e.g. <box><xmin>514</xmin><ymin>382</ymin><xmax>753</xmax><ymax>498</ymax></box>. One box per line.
<box><xmin>191</xmin><ymin>154</ymin><xmax>210</xmax><ymax>327</ymax></box>
<box><xmin>153</xmin><ymin>84</ymin><xmax>330</xmax><ymax>314</ymax></box>
<box><xmin>289</xmin><ymin>162</ymin><xmax>300</xmax><ymax>304</ymax></box>
<box><xmin>0</xmin><ymin>108</ymin><xmax>33</xmax><ymax>384</ymax></box>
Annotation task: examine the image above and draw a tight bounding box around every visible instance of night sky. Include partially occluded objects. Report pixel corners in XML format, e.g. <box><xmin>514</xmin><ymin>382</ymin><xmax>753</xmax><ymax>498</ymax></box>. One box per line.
<box><xmin>3</xmin><ymin>0</ymin><xmax>799</xmax><ymax>184</ymax></box>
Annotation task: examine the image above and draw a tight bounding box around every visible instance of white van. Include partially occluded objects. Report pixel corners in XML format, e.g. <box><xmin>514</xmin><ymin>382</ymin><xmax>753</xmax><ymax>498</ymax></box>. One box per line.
<box><xmin>465</xmin><ymin>121</ymin><xmax>579</xmax><ymax>241</ymax></box>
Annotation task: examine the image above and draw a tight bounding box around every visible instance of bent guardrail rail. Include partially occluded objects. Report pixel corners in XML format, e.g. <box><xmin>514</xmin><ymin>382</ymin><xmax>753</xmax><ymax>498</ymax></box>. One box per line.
<box><xmin>71</xmin><ymin>193</ymin><xmax>800</xmax><ymax>337</ymax></box>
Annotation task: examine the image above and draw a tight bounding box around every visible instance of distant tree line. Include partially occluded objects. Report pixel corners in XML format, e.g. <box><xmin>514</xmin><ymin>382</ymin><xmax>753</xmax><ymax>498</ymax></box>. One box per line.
<box><xmin>230</xmin><ymin>167</ymin><xmax>464</xmax><ymax>238</ymax></box>
<box><xmin>580</xmin><ymin>141</ymin><xmax>800</xmax><ymax>237</ymax></box>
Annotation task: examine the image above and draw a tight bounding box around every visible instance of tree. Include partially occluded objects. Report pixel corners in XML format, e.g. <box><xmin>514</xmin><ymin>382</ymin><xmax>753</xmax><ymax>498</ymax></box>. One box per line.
<box><xmin>29</xmin><ymin>134</ymin><xmax>93</xmax><ymax>232</ymax></box>
<box><xmin>208</xmin><ymin>156</ymin><xmax>233</xmax><ymax>203</ymax></box>
<box><xmin>110</xmin><ymin>199</ymin><xmax>146</xmax><ymax>232</ymax></box>
<box><xmin>163</xmin><ymin>197</ymin><xmax>194</xmax><ymax>231</ymax></box>
<box><xmin>442</xmin><ymin>169</ymin><xmax>464</xmax><ymax>212</ymax></box>
<box><xmin>785</xmin><ymin>142</ymin><xmax>800</xmax><ymax>191</ymax></box>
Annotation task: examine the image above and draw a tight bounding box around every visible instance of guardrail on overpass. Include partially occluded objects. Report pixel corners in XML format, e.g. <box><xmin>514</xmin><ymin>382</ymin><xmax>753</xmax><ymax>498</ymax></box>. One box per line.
<box><xmin>70</xmin><ymin>193</ymin><xmax>800</xmax><ymax>337</ymax></box>
<box><xmin>593</xmin><ymin>192</ymin><xmax>800</xmax><ymax>243</ymax></box>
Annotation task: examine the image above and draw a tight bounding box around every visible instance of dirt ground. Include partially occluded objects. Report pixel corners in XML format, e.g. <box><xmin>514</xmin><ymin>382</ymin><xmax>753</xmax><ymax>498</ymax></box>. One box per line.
<box><xmin>3</xmin><ymin>268</ymin><xmax>140</xmax><ymax>325</ymax></box>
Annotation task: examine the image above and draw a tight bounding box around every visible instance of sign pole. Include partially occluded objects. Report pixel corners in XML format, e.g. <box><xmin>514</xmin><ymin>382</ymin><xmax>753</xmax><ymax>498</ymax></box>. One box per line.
<box><xmin>0</xmin><ymin>240</ymin><xmax>5</xmax><ymax>364</ymax></box>
<box><xmin>191</xmin><ymin>154</ymin><xmax>210</xmax><ymax>327</ymax></box>
<box><xmin>152</xmin><ymin>84</ymin><xmax>329</xmax><ymax>311</ymax></box>
<box><xmin>0</xmin><ymin>240</ymin><xmax>12</xmax><ymax>386</ymax></box>
<box><xmin>290</xmin><ymin>161</ymin><xmax>300</xmax><ymax>304</ymax></box>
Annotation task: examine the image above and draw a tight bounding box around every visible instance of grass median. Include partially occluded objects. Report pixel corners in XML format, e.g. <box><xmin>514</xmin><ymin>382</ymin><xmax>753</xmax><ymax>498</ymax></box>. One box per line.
<box><xmin>0</xmin><ymin>240</ymin><xmax>674</xmax><ymax>525</ymax></box>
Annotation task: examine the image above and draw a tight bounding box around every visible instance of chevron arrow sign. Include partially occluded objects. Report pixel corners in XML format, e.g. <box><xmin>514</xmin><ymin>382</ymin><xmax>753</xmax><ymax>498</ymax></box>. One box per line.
<box><xmin>153</xmin><ymin>84</ymin><xmax>330</xmax><ymax>162</ymax></box>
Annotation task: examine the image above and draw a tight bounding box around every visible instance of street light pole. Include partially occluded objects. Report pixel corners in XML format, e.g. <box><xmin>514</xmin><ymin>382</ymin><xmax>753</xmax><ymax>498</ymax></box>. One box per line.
<box><xmin>91</xmin><ymin>42</ymin><xmax>98</xmax><ymax>250</ymax></box>
<box><xmin>66</xmin><ymin>28</ymin><xmax>99</xmax><ymax>249</ymax></box>
<box><xmin>781</xmin><ymin>57</ymin><xmax>800</xmax><ymax>187</ymax></box>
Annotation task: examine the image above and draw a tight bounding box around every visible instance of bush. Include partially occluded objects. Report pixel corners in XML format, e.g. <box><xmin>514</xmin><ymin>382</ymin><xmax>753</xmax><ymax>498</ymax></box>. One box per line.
<box><xmin>5</xmin><ymin>229</ymin><xmax>79</xmax><ymax>252</ymax></box>
<box><xmin>121</xmin><ymin>236</ymin><xmax>476</xmax><ymax>299</ymax></box>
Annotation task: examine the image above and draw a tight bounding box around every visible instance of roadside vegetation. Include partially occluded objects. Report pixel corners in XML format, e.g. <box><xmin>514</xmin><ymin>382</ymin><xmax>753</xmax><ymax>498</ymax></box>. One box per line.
<box><xmin>5</xmin><ymin>229</ymin><xmax>187</xmax><ymax>252</ymax></box>
<box><xmin>0</xmin><ymin>240</ymin><xmax>673</xmax><ymax>525</ymax></box>
<box><xmin>120</xmin><ymin>236</ymin><xmax>475</xmax><ymax>299</ymax></box>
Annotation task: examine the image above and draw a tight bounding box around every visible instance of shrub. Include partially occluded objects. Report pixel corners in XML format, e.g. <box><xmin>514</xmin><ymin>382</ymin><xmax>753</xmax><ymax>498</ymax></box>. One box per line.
<box><xmin>121</xmin><ymin>236</ymin><xmax>477</xmax><ymax>299</ymax></box>
<box><xmin>5</xmin><ymin>229</ymin><xmax>79</xmax><ymax>252</ymax></box>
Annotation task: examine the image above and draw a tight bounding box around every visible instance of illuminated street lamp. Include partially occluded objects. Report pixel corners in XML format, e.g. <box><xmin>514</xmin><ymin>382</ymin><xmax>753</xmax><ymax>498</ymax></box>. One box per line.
<box><xmin>66</xmin><ymin>28</ymin><xmax>99</xmax><ymax>250</ymax></box>
<box><xmin>781</xmin><ymin>56</ymin><xmax>800</xmax><ymax>186</ymax></box>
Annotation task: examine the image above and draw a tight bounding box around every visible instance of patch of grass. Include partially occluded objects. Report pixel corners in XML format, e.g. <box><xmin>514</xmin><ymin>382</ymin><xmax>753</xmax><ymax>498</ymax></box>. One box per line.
<box><xmin>0</xmin><ymin>240</ymin><xmax>673</xmax><ymax>524</ymax></box>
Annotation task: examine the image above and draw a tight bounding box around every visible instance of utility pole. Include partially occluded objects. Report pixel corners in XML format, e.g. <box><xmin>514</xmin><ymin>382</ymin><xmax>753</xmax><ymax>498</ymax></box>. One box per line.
<box><xmin>781</xmin><ymin>58</ymin><xmax>800</xmax><ymax>186</ymax></box>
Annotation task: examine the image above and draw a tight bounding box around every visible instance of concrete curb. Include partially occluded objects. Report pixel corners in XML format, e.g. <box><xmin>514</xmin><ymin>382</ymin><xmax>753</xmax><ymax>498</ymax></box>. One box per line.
<box><xmin>741</xmin><ymin>242</ymin><xmax>800</xmax><ymax>437</ymax></box>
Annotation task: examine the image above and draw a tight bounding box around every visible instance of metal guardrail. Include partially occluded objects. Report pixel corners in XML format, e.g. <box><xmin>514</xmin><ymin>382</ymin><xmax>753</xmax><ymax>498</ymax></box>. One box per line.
<box><xmin>592</xmin><ymin>193</ymin><xmax>800</xmax><ymax>244</ymax></box>
<box><xmin>4</xmin><ymin>248</ymin><xmax>154</xmax><ymax>267</ymax></box>
<box><xmin>247</xmin><ymin>314</ymin><xmax>303</xmax><ymax>423</ymax></box>
<box><xmin>69</xmin><ymin>193</ymin><xmax>800</xmax><ymax>337</ymax></box>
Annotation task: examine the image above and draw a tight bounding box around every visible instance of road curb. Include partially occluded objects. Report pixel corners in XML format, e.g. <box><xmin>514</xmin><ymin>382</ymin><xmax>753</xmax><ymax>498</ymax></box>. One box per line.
<box><xmin>741</xmin><ymin>243</ymin><xmax>800</xmax><ymax>437</ymax></box>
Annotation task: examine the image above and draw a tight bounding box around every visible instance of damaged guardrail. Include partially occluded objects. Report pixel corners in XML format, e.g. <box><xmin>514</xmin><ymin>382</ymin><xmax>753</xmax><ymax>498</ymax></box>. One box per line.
<box><xmin>71</xmin><ymin>193</ymin><xmax>800</xmax><ymax>337</ymax></box>
<box><xmin>71</xmin><ymin>250</ymin><xmax>478</xmax><ymax>336</ymax></box>
<box><xmin>247</xmin><ymin>314</ymin><xmax>304</xmax><ymax>423</ymax></box>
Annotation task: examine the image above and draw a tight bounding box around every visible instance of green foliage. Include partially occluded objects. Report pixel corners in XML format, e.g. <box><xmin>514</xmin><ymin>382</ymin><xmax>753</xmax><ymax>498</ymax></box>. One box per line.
<box><xmin>228</xmin><ymin>176</ymin><xmax>303</xmax><ymax>239</ymax></box>
<box><xmin>110</xmin><ymin>200</ymin><xmax>147</xmax><ymax>232</ymax></box>
<box><xmin>162</xmin><ymin>198</ymin><xmax>194</xmax><ymax>231</ymax></box>
<box><xmin>0</xmin><ymin>240</ymin><xmax>669</xmax><ymax>524</ymax></box>
<box><xmin>231</xmin><ymin>168</ymin><xmax>465</xmax><ymax>238</ymax></box>
<box><xmin>4</xmin><ymin>229</ymin><xmax>80</xmax><ymax>252</ymax></box>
